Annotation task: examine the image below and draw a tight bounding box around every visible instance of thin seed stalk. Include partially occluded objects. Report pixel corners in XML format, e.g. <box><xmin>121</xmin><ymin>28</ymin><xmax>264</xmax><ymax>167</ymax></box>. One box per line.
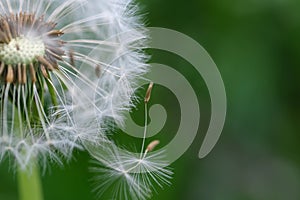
<box><xmin>17</xmin><ymin>162</ymin><xmax>44</xmax><ymax>200</ymax></box>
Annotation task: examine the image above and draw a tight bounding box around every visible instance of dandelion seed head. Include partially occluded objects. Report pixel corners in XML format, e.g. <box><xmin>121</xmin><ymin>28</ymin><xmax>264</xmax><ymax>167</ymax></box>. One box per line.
<box><xmin>0</xmin><ymin>0</ymin><xmax>148</xmax><ymax>170</ymax></box>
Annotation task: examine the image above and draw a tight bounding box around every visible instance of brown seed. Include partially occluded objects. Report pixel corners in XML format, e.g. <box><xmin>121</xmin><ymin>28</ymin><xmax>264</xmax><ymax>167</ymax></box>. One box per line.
<box><xmin>18</xmin><ymin>13</ymin><xmax>23</xmax><ymax>34</ymax></box>
<box><xmin>146</xmin><ymin>140</ymin><xmax>160</xmax><ymax>152</ymax></box>
<box><xmin>6</xmin><ymin>65</ymin><xmax>14</xmax><ymax>83</ymax></box>
<box><xmin>22</xmin><ymin>64</ymin><xmax>27</xmax><ymax>84</ymax></box>
<box><xmin>144</xmin><ymin>82</ymin><xmax>154</xmax><ymax>103</ymax></box>
<box><xmin>40</xmin><ymin>65</ymin><xmax>49</xmax><ymax>79</ymax></box>
<box><xmin>17</xmin><ymin>63</ymin><xmax>22</xmax><ymax>84</ymax></box>
<box><xmin>0</xmin><ymin>29</ymin><xmax>10</xmax><ymax>44</ymax></box>
<box><xmin>24</xmin><ymin>13</ymin><xmax>30</xmax><ymax>27</ymax></box>
<box><xmin>47</xmin><ymin>30</ymin><xmax>64</xmax><ymax>37</ymax></box>
<box><xmin>2</xmin><ymin>20</ymin><xmax>12</xmax><ymax>41</ymax></box>
<box><xmin>36</xmin><ymin>56</ymin><xmax>54</xmax><ymax>70</ymax></box>
<box><xmin>29</xmin><ymin>63</ymin><xmax>36</xmax><ymax>83</ymax></box>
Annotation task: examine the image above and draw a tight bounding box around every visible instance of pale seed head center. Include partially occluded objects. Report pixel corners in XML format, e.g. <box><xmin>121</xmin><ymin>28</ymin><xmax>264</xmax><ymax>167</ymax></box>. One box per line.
<box><xmin>0</xmin><ymin>36</ymin><xmax>45</xmax><ymax>65</ymax></box>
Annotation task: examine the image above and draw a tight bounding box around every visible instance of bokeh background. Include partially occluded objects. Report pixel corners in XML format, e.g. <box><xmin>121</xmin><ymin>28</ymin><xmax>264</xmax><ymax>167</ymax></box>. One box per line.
<box><xmin>1</xmin><ymin>0</ymin><xmax>300</xmax><ymax>199</ymax></box>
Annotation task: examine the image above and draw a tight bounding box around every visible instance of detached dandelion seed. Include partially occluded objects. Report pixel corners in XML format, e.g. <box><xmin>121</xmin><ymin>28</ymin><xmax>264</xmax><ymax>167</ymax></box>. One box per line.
<box><xmin>90</xmin><ymin>83</ymin><xmax>173</xmax><ymax>200</ymax></box>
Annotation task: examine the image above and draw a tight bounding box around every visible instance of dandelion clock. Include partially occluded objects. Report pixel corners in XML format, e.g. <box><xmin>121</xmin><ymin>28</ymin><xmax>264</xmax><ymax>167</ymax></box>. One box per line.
<box><xmin>0</xmin><ymin>0</ymin><xmax>171</xmax><ymax>199</ymax></box>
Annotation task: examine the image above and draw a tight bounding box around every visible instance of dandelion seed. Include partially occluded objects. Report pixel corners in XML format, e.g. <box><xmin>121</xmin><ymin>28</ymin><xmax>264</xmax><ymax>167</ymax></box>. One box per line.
<box><xmin>90</xmin><ymin>83</ymin><xmax>173</xmax><ymax>200</ymax></box>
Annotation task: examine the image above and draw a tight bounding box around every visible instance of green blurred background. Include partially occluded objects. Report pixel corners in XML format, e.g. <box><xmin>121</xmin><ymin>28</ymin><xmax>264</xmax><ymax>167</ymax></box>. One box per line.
<box><xmin>1</xmin><ymin>0</ymin><xmax>300</xmax><ymax>199</ymax></box>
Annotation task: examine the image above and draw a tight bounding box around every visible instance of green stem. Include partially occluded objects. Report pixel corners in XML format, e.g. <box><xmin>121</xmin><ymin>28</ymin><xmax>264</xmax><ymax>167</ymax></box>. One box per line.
<box><xmin>17</xmin><ymin>163</ymin><xmax>44</xmax><ymax>200</ymax></box>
